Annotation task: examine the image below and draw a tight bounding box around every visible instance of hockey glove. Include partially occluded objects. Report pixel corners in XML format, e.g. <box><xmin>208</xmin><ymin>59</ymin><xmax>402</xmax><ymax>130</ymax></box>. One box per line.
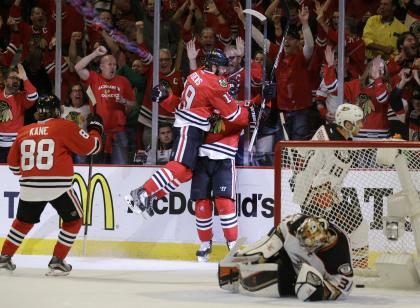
<box><xmin>151</xmin><ymin>84</ymin><xmax>169</xmax><ymax>104</ymax></box>
<box><xmin>87</xmin><ymin>113</ymin><xmax>104</xmax><ymax>135</ymax></box>
<box><xmin>228</xmin><ymin>77</ymin><xmax>240</xmax><ymax>97</ymax></box>
<box><xmin>262</xmin><ymin>81</ymin><xmax>276</xmax><ymax>100</ymax></box>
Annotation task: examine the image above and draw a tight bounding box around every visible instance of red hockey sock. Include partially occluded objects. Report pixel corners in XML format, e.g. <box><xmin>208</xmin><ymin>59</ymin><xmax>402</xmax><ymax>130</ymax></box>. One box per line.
<box><xmin>215</xmin><ymin>197</ymin><xmax>238</xmax><ymax>242</ymax></box>
<box><xmin>53</xmin><ymin>218</ymin><xmax>82</xmax><ymax>260</ymax></box>
<box><xmin>143</xmin><ymin>161</ymin><xmax>192</xmax><ymax>195</ymax></box>
<box><xmin>195</xmin><ymin>199</ymin><xmax>213</xmax><ymax>242</ymax></box>
<box><xmin>1</xmin><ymin>219</ymin><xmax>34</xmax><ymax>257</ymax></box>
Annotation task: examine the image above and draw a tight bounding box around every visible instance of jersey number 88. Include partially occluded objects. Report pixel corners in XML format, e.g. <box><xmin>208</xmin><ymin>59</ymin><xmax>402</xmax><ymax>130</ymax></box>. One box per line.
<box><xmin>20</xmin><ymin>139</ymin><xmax>55</xmax><ymax>171</ymax></box>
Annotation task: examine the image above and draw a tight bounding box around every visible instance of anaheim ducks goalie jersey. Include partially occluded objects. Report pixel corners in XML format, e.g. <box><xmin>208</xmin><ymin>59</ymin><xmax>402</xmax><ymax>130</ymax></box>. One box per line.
<box><xmin>280</xmin><ymin>214</ymin><xmax>354</xmax><ymax>299</ymax></box>
<box><xmin>7</xmin><ymin>118</ymin><xmax>101</xmax><ymax>201</ymax></box>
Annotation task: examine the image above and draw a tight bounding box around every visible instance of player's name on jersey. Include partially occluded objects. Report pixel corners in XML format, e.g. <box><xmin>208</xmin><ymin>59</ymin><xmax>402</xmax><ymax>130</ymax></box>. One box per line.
<box><xmin>29</xmin><ymin>126</ymin><xmax>48</xmax><ymax>136</ymax></box>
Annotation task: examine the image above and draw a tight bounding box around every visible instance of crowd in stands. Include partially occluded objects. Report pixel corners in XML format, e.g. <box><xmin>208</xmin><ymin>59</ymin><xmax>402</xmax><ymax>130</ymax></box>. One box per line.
<box><xmin>0</xmin><ymin>0</ymin><xmax>419</xmax><ymax>166</ymax></box>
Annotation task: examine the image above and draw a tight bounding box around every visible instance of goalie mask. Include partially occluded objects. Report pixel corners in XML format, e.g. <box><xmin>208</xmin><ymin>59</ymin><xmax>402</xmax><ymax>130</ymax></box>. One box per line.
<box><xmin>296</xmin><ymin>217</ymin><xmax>329</xmax><ymax>253</ymax></box>
<box><xmin>36</xmin><ymin>94</ymin><xmax>61</xmax><ymax>121</ymax></box>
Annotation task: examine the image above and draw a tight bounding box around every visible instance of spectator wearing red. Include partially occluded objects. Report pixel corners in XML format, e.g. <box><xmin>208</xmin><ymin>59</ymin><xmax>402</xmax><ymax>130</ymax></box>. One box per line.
<box><xmin>323</xmin><ymin>51</ymin><xmax>392</xmax><ymax>140</ymax></box>
<box><xmin>75</xmin><ymin>46</ymin><xmax>136</xmax><ymax>164</ymax></box>
<box><xmin>236</xmin><ymin>3</ymin><xmax>315</xmax><ymax>140</ymax></box>
<box><xmin>387</xmin><ymin>31</ymin><xmax>419</xmax><ymax>101</ymax></box>
<box><xmin>137</xmin><ymin>47</ymin><xmax>184</xmax><ymax>149</ymax></box>
<box><xmin>315</xmin><ymin>3</ymin><xmax>366</xmax><ymax>77</ymax></box>
<box><xmin>0</xmin><ymin>64</ymin><xmax>38</xmax><ymax>162</ymax></box>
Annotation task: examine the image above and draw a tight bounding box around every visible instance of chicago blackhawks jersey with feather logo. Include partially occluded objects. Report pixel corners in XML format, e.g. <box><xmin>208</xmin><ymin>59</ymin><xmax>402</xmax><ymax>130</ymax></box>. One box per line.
<box><xmin>7</xmin><ymin>118</ymin><xmax>101</xmax><ymax>201</ymax></box>
<box><xmin>0</xmin><ymin>80</ymin><xmax>38</xmax><ymax>147</ymax></box>
<box><xmin>174</xmin><ymin>69</ymin><xmax>248</xmax><ymax>131</ymax></box>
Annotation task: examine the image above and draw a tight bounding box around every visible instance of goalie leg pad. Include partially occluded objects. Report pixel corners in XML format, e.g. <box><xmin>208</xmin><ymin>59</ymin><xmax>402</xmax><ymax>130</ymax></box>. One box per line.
<box><xmin>295</xmin><ymin>263</ymin><xmax>324</xmax><ymax>301</ymax></box>
<box><xmin>232</xmin><ymin>227</ymin><xmax>283</xmax><ymax>263</ymax></box>
<box><xmin>238</xmin><ymin>263</ymin><xmax>280</xmax><ymax>297</ymax></box>
<box><xmin>218</xmin><ymin>262</ymin><xmax>240</xmax><ymax>293</ymax></box>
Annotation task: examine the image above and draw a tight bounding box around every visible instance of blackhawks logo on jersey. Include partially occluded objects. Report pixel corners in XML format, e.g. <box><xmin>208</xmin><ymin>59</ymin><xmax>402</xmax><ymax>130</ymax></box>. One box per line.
<box><xmin>357</xmin><ymin>93</ymin><xmax>375</xmax><ymax>118</ymax></box>
<box><xmin>0</xmin><ymin>100</ymin><xmax>13</xmax><ymax>123</ymax></box>
<box><xmin>219</xmin><ymin>79</ymin><xmax>228</xmax><ymax>88</ymax></box>
<box><xmin>208</xmin><ymin>113</ymin><xmax>226</xmax><ymax>134</ymax></box>
<box><xmin>66</xmin><ymin>111</ymin><xmax>84</xmax><ymax>126</ymax></box>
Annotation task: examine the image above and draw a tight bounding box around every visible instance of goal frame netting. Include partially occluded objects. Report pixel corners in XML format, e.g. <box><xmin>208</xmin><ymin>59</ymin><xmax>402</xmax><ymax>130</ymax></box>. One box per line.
<box><xmin>274</xmin><ymin>140</ymin><xmax>420</xmax><ymax>288</ymax></box>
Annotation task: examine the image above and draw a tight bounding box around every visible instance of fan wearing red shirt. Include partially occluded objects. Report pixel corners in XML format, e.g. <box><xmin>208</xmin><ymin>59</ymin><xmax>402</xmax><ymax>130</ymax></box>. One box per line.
<box><xmin>236</xmin><ymin>3</ymin><xmax>315</xmax><ymax>140</ymax></box>
<box><xmin>75</xmin><ymin>46</ymin><xmax>136</xmax><ymax>164</ymax></box>
<box><xmin>0</xmin><ymin>64</ymin><xmax>38</xmax><ymax>162</ymax></box>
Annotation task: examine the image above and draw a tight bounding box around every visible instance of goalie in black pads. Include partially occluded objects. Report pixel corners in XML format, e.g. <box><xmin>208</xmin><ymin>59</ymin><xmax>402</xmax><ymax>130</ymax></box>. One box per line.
<box><xmin>218</xmin><ymin>213</ymin><xmax>353</xmax><ymax>301</ymax></box>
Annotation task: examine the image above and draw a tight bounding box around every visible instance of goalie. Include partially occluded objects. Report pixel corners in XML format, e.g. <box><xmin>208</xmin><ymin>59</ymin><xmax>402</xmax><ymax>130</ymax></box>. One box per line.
<box><xmin>289</xmin><ymin>103</ymin><xmax>370</xmax><ymax>270</ymax></box>
<box><xmin>218</xmin><ymin>213</ymin><xmax>353</xmax><ymax>301</ymax></box>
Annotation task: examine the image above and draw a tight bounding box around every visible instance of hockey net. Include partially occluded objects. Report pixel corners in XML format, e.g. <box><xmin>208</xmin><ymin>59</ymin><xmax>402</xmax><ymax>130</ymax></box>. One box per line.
<box><xmin>274</xmin><ymin>140</ymin><xmax>420</xmax><ymax>278</ymax></box>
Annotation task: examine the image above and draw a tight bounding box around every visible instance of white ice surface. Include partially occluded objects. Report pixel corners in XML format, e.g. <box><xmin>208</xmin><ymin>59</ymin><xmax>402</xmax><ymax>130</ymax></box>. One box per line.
<box><xmin>1</xmin><ymin>255</ymin><xmax>420</xmax><ymax>308</ymax></box>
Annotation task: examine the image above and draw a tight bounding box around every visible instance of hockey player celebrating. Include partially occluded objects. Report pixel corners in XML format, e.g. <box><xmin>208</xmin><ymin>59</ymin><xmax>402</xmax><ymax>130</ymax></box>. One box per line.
<box><xmin>218</xmin><ymin>213</ymin><xmax>353</xmax><ymax>301</ymax></box>
<box><xmin>124</xmin><ymin>49</ymin><xmax>254</xmax><ymax>216</ymax></box>
<box><xmin>0</xmin><ymin>94</ymin><xmax>103</xmax><ymax>275</ymax></box>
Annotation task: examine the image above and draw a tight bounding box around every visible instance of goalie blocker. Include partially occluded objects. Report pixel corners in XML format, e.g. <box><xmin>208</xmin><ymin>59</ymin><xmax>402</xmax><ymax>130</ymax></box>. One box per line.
<box><xmin>218</xmin><ymin>214</ymin><xmax>354</xmax><ymax>301</ymax></box>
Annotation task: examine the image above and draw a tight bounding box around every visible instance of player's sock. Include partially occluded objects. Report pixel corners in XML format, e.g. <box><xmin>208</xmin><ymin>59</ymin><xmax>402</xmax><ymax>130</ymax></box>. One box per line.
<box><xmin>154</xmin><ymin>179</ymin><xmax>182</xmax><ymax>200</ymax></box>
<box><xmin>195</xmin><ymin>199</ymin><xmax>213</xmax><ymax>241</ymax></box>
<box><xmin>52</xmin><ymin>218</ymin><xmax>82</xmax><ymax>260</ymax></box>
<box><xmin>144</xmin><ymin>161</ymin><xmax>192</xmax><ymax>195</ymax></box>
<box><xmin>1</xmin><ymin>219</ymin><xmax>34</xmax><ymax>257</ymax></box>
<box><xmin>215</xmin><ymin>197</ymin><xmax>238</xmax><ymax>242</ymax></box>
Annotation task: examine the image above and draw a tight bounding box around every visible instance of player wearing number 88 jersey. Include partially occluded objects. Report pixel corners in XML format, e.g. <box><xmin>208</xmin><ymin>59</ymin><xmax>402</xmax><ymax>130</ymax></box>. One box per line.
<box><xmin>0</xmin><ymin>94</ymin><xmax>102</xmax><ymax>275</ymax></box>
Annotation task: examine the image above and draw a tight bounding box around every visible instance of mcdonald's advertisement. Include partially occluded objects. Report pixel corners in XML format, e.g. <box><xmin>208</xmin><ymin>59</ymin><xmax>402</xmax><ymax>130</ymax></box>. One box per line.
<box><xmin>0</xmin><ymin>165</ymin><xmax>275</xmax><ymax>249</ymax></box>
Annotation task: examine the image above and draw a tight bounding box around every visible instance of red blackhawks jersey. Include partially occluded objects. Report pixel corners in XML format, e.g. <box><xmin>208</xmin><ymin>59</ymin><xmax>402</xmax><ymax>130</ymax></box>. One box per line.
<box><xmin>199</xmin><ymin>119</ymin><xmax>245</xmax><ymax>160</ymax></box>
<box><xmin>323</xmin><ymin>65</ymin><xmax>391</xmax><ymax>139</ymax></box>
<box><xmin>8</xmin><ymin>118</ymin><xmax>101</xmax><ymax>202</ymax></box>
<box><xmin>0</xmin><ymin>81</ymin><xmax>39</xmax><ymax>147</ymax></box>
<box><xmin>174</xmin><ymin>69</ymin><xmax>248</xmax><ymax>131</ymax></box>
<box><xmin>85</xmin><ymin>71</ymin><xmax>135</xmax><ymax>133</ymax></box>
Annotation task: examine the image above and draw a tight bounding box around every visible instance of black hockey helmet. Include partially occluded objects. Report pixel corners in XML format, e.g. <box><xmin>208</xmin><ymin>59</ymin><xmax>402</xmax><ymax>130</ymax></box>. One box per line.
<box><xmin>36</xmin><ymin>94</ymin><xmax>61</xmax><ymax>120</ymax></box>
<box><xmin>205</xmin><ymin>48</ymin><xmax>229</xmax><ymax>70</ymax></box>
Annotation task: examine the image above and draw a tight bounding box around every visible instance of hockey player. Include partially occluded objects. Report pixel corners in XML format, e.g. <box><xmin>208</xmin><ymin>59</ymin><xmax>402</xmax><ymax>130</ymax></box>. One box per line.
<box><xmin>218</xmin><ymin>213</ymin><xmax>353</xmax><ymax>301</ymax></box>
<box><xmin>0</xmin><ymin>94</ymin><xmax>103</xmax><ymax>275</ymax></box>
<box><xmin>192</xmin><ymin>113</ymin><xmax>248</xmax><ymax>262</ymax></box>
<box><xmin>290</xmin><ymin>103</ymin><xmax>369</xmax><ymax>269</ymax></box>
<box><xmin>124</xmin><ymin>49</ymin><xmax>253</xmax><ymax>215</ymax></box>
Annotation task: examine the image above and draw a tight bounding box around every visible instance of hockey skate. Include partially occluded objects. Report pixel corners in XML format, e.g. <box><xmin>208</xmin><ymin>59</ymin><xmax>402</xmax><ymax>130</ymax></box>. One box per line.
<box><xmin>196</xmin><ymin>241</ymin><xmax>212</xmax><ymax>262</ymax></box>
<box><xmin>124</xmin><ymin>186</ymin><xmax>155</xmax><ymax>219</ymax></box>
<box><xmin>0</xmin><ymin>254</ymin><xmax>16</xmax><ymax>271</ymax></box>
<box><xmin>227</xmin><ymin>241</ymin><xmax>237</xmax><ymax>251</ymax></box>
<box><xmin>46</xmin><ymin>256</ymin><xmax>72</xmax><ymax>276</ymax></box>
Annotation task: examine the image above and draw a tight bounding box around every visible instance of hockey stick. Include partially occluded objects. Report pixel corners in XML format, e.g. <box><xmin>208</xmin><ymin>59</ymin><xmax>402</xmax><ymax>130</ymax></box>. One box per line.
<box><xmin>247</xmin><ymin>0</ymin><xmax>290</xmax><ymax>152</ymax></box>
<box><xmin>82</xmin><ymin>87</ymin><xmax>97</xmax><ymax>256</ymax></box>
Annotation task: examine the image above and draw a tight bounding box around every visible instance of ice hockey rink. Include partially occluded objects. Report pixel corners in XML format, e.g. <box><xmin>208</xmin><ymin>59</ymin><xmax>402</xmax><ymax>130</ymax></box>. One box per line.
<box><xmin>1</xmin><ymin>255</ymin><xmax>420</xmax><ymax>308</ymax></box>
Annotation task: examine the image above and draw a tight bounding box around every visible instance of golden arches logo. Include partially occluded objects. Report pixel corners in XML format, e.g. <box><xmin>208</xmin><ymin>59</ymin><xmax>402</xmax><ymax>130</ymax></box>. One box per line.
<box><xmin>72</xmin><ymin>172</ymin><xmax>115</xmax><ymax>230</ymax></box>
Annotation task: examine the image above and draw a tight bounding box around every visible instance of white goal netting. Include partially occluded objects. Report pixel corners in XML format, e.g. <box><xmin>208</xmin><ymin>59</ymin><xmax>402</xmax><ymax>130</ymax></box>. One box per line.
<box><xmin>274</xmin><ymin>141</ymin><xmax>420</xmax><ymax>273</ymax></box>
